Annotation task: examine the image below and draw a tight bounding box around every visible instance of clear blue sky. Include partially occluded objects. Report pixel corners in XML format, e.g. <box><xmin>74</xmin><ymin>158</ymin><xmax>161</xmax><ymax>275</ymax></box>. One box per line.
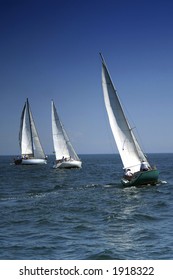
<box><xmin>1</xmin><ymin>0</ymin><xmax>173</xmax><ymax>155</ymax></box>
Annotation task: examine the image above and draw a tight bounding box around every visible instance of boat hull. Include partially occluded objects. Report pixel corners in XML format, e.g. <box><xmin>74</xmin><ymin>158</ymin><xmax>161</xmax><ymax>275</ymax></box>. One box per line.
<box><xmin>53</xmin><ymin>160</ymin><xmax>82</xmax><ymax>169</ymax></box>
<box><xmin>121</xmin><ymin>169</ymin><xmax>159</xmax><ymax>187</ymax></box>
<box><xmin>14</xmin><ymin>158</ymin><xmax>47</xmax><ymax>165</ymax></box>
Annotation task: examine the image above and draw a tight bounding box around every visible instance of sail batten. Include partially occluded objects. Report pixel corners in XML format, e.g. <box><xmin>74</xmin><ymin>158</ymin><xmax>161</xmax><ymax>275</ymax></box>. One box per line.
<box><xmin>100</xmin><ymin>54</ymin><xmax>148</xmax><ymax>173</ymax></box>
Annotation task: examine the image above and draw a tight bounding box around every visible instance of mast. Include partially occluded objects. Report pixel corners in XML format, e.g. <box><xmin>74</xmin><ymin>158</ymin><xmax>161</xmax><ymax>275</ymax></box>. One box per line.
<box><xmin>26</xmin><ymin>98</ymin><xmax>34</xmax><ymax>156</ymax></box>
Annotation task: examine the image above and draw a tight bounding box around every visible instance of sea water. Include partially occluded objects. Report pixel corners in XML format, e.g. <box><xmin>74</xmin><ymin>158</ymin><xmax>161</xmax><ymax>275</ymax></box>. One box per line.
<box><xmin>0</xmin><ymin>154</ymin><xmax>172</xmax><ymax>260</ymax></box>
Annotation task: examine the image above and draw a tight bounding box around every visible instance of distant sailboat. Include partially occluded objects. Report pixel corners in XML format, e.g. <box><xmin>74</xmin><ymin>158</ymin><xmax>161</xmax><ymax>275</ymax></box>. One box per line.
<box><xmin>51</xmin><ymin>100</ymin><xmax>82</xmax><ymax>168</ymax></box>
<box><xmin>14</xmin><ymin>98</ymin><xmax>47</xmax><ymax>165</ymax></box>
<box><xmin>100</xmin><ymin>53</ymin><xmax>159</xmax><ymax>186</ymax></box>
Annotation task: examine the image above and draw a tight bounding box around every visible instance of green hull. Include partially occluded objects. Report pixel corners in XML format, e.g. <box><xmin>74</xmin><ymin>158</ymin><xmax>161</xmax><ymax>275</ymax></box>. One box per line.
<box><xmin>121</xmin><ymin>169</ymin><xmax>159</xmax><ymax>187</ymax></box>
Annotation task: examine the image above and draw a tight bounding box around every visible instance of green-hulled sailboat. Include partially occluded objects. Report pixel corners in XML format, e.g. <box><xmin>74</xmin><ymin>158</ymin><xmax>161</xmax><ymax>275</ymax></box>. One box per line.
<box><xmin>100</xmin><ymin>53</ymin><xmax>159</xmax><ymax>187</ymax></box>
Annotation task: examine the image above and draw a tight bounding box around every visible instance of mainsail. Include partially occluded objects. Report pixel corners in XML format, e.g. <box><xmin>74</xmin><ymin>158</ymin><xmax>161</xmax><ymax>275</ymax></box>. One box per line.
<box><xmin>19</xmin><ymin>98</ymin><xmax>46</xmax><ymax>159</ymax></box>
<box><xmin>51</xmin><ymin>100</ymin><xmax>80</xmax><ymax>161</ymax></box>
<box><xmin>100</xmin><ymin>53</ymin><xmax>149</xmax><ymax>173</ymax></box>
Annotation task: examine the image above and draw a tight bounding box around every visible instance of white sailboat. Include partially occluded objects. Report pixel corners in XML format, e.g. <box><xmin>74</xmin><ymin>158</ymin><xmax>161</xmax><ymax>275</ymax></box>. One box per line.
<box><xmin>14</xmin><ymin>98</ymin><xmax>47</xmax><ymax>165</ymax></box>
<box><xmin>100</xmin><ymin>53</ymin><xmax>159</xmax><ymax>186</ymax></box>
<box><xmin>51</xmin><ymin>100</ymin><xmax>82</xmax><ymax>168</ymax></box>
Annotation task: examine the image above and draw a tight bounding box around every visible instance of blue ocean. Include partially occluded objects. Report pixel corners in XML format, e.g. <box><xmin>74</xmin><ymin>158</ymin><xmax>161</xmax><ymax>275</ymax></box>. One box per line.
<box><xmin>0</xmin><ymin>154</ymin><xmax>172</xmax><ymax>260</ymax></box>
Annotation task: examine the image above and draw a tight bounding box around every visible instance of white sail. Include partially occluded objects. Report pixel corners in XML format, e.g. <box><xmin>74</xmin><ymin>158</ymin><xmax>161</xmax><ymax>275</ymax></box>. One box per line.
<box><xmin>20</xmin><ymin>102</ymin><xmax>33</xmax><ymax>156</ymax></box>
<box><xmin>51</xmin><ymin>100</ymin><xmax>80</xmax><ymax>161</ymax></box>
<box><xmin>100</xmin><ymin>54</ymin><xmax>149</xmax><ymax>173</ymax></box>
<box><xmin>19</xmin><ymin>99</ymin><xmax>46</xmax><ymax>159</ymax></box>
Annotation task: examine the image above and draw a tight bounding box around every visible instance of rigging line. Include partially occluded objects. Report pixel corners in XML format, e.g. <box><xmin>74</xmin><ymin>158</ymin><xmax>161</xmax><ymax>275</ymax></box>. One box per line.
<box><xmin>121</xmin><ymin>97</ymin><xmax>148</xmax><ymax>156</ymax></box>
<box><xmin>26</xmin><ymin>100</ymin><xmax>34</xmax><ymax>155</ymax></box>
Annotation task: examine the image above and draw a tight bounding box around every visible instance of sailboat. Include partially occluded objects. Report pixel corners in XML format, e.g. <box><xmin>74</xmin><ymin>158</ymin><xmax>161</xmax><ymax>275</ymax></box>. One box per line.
<box><xmin>14</xmin><ymin>98</ymin><xmax>47</xmax><ymax>165</ymax></box>
<box><xmin>51</xmin><ymin>100</ymin><xmax>82</xmax><ymax>168</ymax></box>
<box><xmin>100</xmin><ymin>53</ymin><xmax>159</xmax><ymax>186</ymax></box>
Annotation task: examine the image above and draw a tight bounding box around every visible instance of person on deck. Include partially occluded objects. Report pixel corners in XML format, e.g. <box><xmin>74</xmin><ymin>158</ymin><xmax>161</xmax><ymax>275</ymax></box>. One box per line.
<box><xmin>140</xmin><ymin>160</ymin><xmax>150</xmax><ymax>171</ymax></box>
<box><xmin>124</xmin><ymin>168</ymin><xmax>133</xmax><ymax>180</ymax></box>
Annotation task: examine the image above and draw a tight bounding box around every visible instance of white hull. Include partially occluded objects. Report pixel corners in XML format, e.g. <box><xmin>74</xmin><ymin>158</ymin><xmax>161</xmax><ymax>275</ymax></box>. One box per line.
<box><xmin>15</xmin><ymin>158</ymin><xmax>47</xmax><ymax>165</ymax></box>
<box><xmin>53</xmin><ymin>160</ymin><xmax>82</xmax><ymax>169</ymax></box>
